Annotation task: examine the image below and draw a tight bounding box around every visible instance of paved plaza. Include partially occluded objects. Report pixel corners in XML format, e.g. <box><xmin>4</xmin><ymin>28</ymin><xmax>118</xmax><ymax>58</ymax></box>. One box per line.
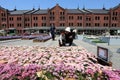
<box><xmin>0</xmin><ymin>36</ymin><xmax>120</xmax><ymax>69</ymax></box>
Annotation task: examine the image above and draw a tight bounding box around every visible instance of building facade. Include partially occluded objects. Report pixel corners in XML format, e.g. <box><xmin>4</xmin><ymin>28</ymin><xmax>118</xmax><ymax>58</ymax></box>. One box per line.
<box><xmin>0</xmin><ymin>4</ymin><xmax>120</xmax><ymax>35</ymax></box>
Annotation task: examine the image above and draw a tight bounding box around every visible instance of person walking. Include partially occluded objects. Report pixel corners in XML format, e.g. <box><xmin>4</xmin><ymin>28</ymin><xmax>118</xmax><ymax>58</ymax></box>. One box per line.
<box><xmin>50</xmin><ymin>25</ymin><xmax>56</xmax><ymax>40</ymax></box>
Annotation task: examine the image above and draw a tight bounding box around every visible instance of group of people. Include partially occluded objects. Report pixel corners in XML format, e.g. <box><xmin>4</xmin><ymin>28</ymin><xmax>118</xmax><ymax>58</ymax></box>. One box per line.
<box><xmin>50</xmin><ymin>26</ymin><xmax>76</xmax><ymax>46</ymax></box>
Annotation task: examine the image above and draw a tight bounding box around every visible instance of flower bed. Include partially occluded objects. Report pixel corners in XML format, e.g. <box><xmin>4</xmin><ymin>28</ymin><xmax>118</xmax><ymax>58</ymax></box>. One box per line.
<box><xmin>0</xmin><ymin>36</ymin><xmax>22</xmax><ymax>41</ymax></box>
<box><xmin>21</xmin><ymin>35</ymin><xmax>39</xmax><ymax>40</ymax></box>
<box><xmin>0</xmin><ymin>46</ymin><xmax>120</xmax><ymax>80</ymax></box>
<box><xmin>33</xmin><ymin>35</ymin><xmax>51</xmax><ymax>42</ymax></box>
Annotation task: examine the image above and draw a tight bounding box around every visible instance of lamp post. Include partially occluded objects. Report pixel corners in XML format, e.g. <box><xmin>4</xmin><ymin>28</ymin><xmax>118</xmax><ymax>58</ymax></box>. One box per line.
<box><xmin>108</xmin><ymin>27</ymin><xmax>110</xmax><ymax>46</ymax></box>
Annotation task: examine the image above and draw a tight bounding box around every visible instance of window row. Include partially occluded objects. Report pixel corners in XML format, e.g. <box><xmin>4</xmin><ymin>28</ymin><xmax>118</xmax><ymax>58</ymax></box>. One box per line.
<box><xmin>6</xmin><ymin>16</ymin><xmax>112</xmax><ymax>21</ymax></box>
<box><xmin>9</xmin><ymin>17</ymin><xmax>44</xmax><ymax>21</ymax></box>
<box><xmin>50</xmin><ymin>12</ymin><xmax>65</xmax><ymax>15</ymax></box>
<box><xmin>7</xmin><ymin>23</ymin><xmax>115</xmax><ymax>27</ymax></box>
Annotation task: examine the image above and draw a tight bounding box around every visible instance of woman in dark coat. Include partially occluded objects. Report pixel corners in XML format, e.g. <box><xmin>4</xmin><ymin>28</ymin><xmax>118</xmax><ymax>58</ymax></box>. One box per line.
<box><xmin>50</xmin><ymin>26</ymin><xmax>56</xmax><ymax>40</ymax></box>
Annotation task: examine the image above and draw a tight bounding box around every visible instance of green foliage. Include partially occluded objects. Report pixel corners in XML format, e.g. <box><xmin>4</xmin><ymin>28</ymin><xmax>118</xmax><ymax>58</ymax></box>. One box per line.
<box><xmin>44</xmin><ymin>71</ymin><xmax>54</xmax><ymax>80</ymax></box>
<box><xmin>92</xmin><ymin>40</ymin><xmax>106</xmax><ymax>43</ymax></box>
<box><xmin>0</xmin><ymin>33</ymin><xmax>3</xmax><ymax>36</ymax></box>
<box><xmin>92</xmin><ymin>72</ymin><xmax>99</xmax><ymax>80</ymax></box>
<box><xmin>36</xmin><ymin>77</ymin><xmax>46</xmax><ymax>80</ymax></box>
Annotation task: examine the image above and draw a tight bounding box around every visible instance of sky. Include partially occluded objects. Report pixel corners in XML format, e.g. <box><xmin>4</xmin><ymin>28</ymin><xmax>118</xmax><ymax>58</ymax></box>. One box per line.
<box><xmin>0</xmin><ymin>0</ymin><xmax>120</xmax><ymax>10</ymax></box>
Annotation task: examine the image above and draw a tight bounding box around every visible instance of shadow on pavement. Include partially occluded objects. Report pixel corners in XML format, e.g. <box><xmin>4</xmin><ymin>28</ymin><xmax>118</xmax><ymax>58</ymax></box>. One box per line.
<box><xmin>117</xmin><ymin>48</ymin><xmax>120</xmax><ymax>53</ymax></box>
<box><xmin>72</xmin><ymin>43</ymin><xmax>77</xmax><ymax>46</ymax></box>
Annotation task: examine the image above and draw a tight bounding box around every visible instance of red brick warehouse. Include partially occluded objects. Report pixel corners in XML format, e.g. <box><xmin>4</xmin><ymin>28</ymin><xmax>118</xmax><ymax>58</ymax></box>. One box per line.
<box><xmin>0</xmin><ymin>4</ymin><xmax>120</xmax><ymax>35</ymax></box>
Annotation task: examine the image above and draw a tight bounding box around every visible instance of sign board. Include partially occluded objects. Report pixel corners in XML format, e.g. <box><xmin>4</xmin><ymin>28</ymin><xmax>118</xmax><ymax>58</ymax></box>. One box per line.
<box><xmin>97</xmin><ymin>46</ymin><xmax>109</xmax><ymax>63</ymax></box>
<box><xmin>118</xmin><ymin>30</ymin><xmax>120</xmax><ymax>33</ymax></box>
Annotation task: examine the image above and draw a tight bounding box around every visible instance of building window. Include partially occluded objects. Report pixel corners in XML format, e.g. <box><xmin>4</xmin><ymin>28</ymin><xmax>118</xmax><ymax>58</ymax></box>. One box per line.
<box><xmin>9</xmin><ymin>17</ymin><xmax>14</xmax><ymax>21</ymax></box>
<box><xmin>95</xmin><ymin>16</ymin><xmax>100</xmax><ymax>20</ymax></box>
<box><xmin>77</xmin><ymin>16</ymin><xmax>82</xmax><ymax>20</ymax></box>
<box><xmin>25</xmin><ymin>23</ymin><xmax>30</xmax><ymax>27</ymax></box>
<box><xmin>60</xmin><ymin>12</ymin><xmax>64</xmax><ymax>15</ymax></box>
<box><xmin>112</xmin><ymin>17</ymin><xmax>117</xmax><ymax>20</ymax></box>
<box><xmin>17</xmin><ymin>23</ymin><xmax>21</xmax><ymax>27</ymax></box>
<box><xmin>69</xmin><ymin>16</ymin><xmax>74</xmax><ymax>20</ymax></box>
<box><xmin>86</xmin><ymin>17</ymin><xmax>91</xmax><ymax>21</ymax></box>
<box><xmin>42</xmin><ymin>16</ymin><xmax>46</xmax><ymax>20</ymax></box>
<box><xmin>95</xmin><ymin>23</ymin><xmax>100</xmax><ymax>27</ymax></box>
<box><xmin>50</xmin><ymin>17</ymin><xmax>55</xmax><ymax>21</ymax></box>
<box><xmin>17</xmin><ymin>17</ymin><xmax>22</xmax><ymax>21</ymax></box>
<box><xmin>50</xmin><ymin>12</ymin><xmax>54</xmax><ymax>15</ymax></box>
<box><xmin>77</xmin><ymin>23</ymin><xmax>82</xmax><ymax>26</ymax></box>
<box><xmin>42</xmin><ymin>23</ymin><xmax>46</xmax><ymax>26</ymax></box>
<box><xmin>1</xmin><ymin>13</ymin><xmax>5</xmax><ymax>17</ymax></box>
<box><xmin>50</xmin><ymin>23</ymin><xmax>55</xmax><ymax>26</ymax></box>
<box><xmin>50</xmin><ymin>12</ymin><xmax>55</xmax><ymax>21</ymax></box>
<box><xmin>113</xmin><ymin>12</ymin><xmax>118</xmax><ymax>16</ymax></box>
<box><xmin>1</xmin><ymin>18</ymin><xmax>6</xmax><ymax>21</ymax></box>
<box><xmin>9</xmin><ymin>24</ymin><xmax>11</xmax><ymax>27</ymax></box>
<box><xmin>25</xmin><ymin>17</ymin><xmax>30</xmax><ymax>21</ymax></box>
<box><xmin>33</xmin><ymin>17</ymin><xmax>38</xmax><ymax>21</ymax></box>
<box><xmin>69</xmin><ymin>23</ymin><xmax>73</xmax><ymax>26</ymax></box>
<box><xmin>9</xmin><ymin>24</ymin><xmax>14</xmax><ymax>27</ymax></box>
<box><xmin>2</xmin><ymin>24</ymin><xmax>6</xmax><ymax>28</ymax></box>
<box><xmin>25</xmin><ymin>24</ymin><xmax>26</xmax><ymax>27</ymax></box>
<box><xmin>112</xmin><ymin>23</ymin><xmax>117</xmax><ymax>27</ymax></box>
<box><xmin>59</xmin><ymin>23</ymin><xmax>65</xmax><ymax>26</ymax></box>
<box><xmin>86</xmin><ymin>23</ymin><xmax>91</xmax><ymax>26</ymax></box>
<box><xmin>33</xmin><ymin>23</ymin><xmax>38</xmax><ymax>27</ymax></box>
<box><xmin>60</xmin><ymin>16</ymin><xmax>65</xmax><ymax>21</ymax></box>
<box><xmin>104</xmin><ymin>16</ymin><xmax>109</xmax><ymax>20</ymax></box>
<box><xmin>103</xmin><ymin>23</ymin><xmax>108</xmax><ymax>27</ymax></box>
<box><xmin>28</xmin><ymin>24</ymin><xmax>30</xmax><ymax>27</ymax></box>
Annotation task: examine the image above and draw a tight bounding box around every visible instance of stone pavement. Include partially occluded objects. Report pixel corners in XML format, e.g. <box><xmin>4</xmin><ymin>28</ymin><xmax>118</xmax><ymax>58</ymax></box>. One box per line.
<box><xmin>0</xmin><ymin>37</ymin><xmax>120</xmax><ymax>69</ymax></box>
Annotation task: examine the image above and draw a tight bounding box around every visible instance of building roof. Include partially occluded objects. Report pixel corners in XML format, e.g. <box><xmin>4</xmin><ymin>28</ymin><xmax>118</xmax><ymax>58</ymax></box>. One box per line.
<box><xmin>10</xmin><ymin>10</ymin><xmax>30</xmax><ymax>15</ymax></box>
<box><xmin>25</xmin><ymin>10</ymin><xmax>37</xmax><ymax>14</ymax></box>
<box><xmin>33</xmin><ymin>9</ymin><xmax>48</xmax><ymax>14</ymax></box>
<box><xmin>66</xmin><ymin>9</ymin><xmax>84</xmax><ymax>14</ymax></box>
<box><xmin>5</xmin><ymin>3</ymin><xmax>117</xmax><ymax>15</ymax></box>
<box><xmin>0</xmin><ymin>6</ymin><xmax>6</xmax><ymax>10</ymax></box>
<box><xmin>8</xmin><ymin>8</ymin><xmax>110</xmax><ymax>15</ymax></box>
<box><xmin>66</xmin><ymin>9</ymin><xmax>109</xmax><ymax>14</ymax></box>
<box><xmin>88</xmin><ymin>9</ymin><xmax>109</xmax><ymax>14</ymax></box>
<box><xmin>112</xmin><ymin>3</ymin><xmax>120</xmax><ymax>9</ymax></box>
